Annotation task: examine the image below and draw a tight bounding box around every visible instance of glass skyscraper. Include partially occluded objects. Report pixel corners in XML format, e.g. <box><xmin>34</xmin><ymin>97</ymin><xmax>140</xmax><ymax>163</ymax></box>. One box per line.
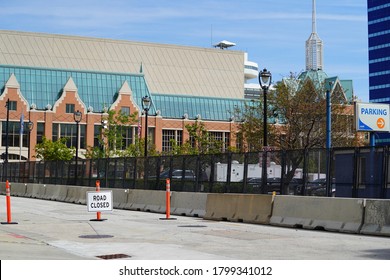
<box><xmin>368</xmin><ymin>0</ymin><xmax>390</xmax><ymax>144</ymax></box>
<box><xmin>368</xmin><ymin>0</ymin><xmax>390</xmax><ymax>102</ymax></box>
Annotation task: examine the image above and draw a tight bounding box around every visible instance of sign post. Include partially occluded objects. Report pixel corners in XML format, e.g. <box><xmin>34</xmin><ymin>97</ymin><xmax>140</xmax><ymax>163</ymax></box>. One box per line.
<box><xmin>1</xmin><ymin>180</ymin><xmax>18</xmax><ymax>225</ymax></box>
<box><xmin>87</xmin><ymin>180</ymin><xmax>112</xmax><ymax>221</ymax></box>
<box><xmin>159</xmin><ymin>179</ymin><xmax>176</xmax><ymax>220</ymax></box>
<box><xmin>355</xmin><ymin>102</ymin><xmax>390</xmax><ymax>196</ymax></box>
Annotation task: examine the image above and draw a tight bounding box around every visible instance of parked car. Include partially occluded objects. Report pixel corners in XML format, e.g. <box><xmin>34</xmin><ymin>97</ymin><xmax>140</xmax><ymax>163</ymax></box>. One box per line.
<box><xmin>243</xmin><ymin>177</ymin><xmax>282</xmax><ymax>194</ymax></box>
<box><xmin>243</xmin><ymin>177</ymin><xmax>302</xmax><ymax>195</ymax></box>
<box><xmin>306</xmin><ymin>178</ymin><xmax>335</xmax><ymax>196</ymax></box>
<box><xmin>158</xmin><ymin>169</ymin><xmax>196</xmax><ymax>181</ymax></box>
<box><xmin>266</xmin><ymin>177</ymin><xmax>282</xmax><ymax>194</ymax></box>
<box><xmin>245</xmin><ymin>177</ymin><xmax>262</xmax><ymax>187</ymax></box>
<box><xmin>287</xmin><ymin>178</ymin><xmax>304</xmax><ymax>195</ymax></box>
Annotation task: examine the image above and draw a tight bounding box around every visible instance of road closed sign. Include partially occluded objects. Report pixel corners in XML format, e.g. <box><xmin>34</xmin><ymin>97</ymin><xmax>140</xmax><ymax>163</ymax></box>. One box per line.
<box><xmin>87</xmin><ymin>191</ymin><xmax>113</xmax><ymax>212</ymax></box>
<box><xmin>355</xmin><ymin>102</ymin><xmax>390</xmax><ymax>132</ymax></box>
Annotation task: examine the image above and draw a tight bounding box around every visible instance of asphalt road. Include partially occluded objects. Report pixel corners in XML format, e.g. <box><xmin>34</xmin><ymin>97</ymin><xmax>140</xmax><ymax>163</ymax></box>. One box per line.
<box><xmin>1</xmin><ymin>195</ymin><xmax>390</xmax><ymax>260</ymax></box>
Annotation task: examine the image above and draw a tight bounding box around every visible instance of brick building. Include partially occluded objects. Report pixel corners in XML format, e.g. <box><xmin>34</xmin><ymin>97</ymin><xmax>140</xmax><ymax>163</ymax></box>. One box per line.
<box><xmin>0</xmin><ymin>30</ymin><xmax>253</xmax><ymax>160</ymax></box>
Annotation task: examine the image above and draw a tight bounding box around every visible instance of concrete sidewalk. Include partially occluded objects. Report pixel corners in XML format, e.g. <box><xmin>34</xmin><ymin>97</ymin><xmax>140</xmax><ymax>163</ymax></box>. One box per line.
<box><xmin>1</xmin><ymin>195</ymin><xmax>390</xmax><ymax>260</ymax></box>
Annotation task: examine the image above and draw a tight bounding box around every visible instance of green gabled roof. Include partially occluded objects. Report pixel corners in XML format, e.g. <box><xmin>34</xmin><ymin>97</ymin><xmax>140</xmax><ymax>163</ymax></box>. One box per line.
<box><xmin>325</xmin><ymin>76</ymin><xmax>338</xmax><ymax>91</ymax></box>
<box><xmin>296</xmin><ymin>70</ymin><xmax>354</xmax><ymax>103</ymax></box>
<box><xmin>0</xmin><ymin>64</ymin><xmax>151</xmax><ymax>114</ymax></box>
<box><xmin>339</xmin><ymin>79</ymin><xmax>354</xmax><ymax>101</ymax></box>
<box><xmin>0</xmin><ymin>64</ymin><xmax>245</xmax><ymax>121</ymax></box>
<box><xmin>298</xmin><ymin>69</ymin><xmax>329</xmax><ymax>85</ymax></box>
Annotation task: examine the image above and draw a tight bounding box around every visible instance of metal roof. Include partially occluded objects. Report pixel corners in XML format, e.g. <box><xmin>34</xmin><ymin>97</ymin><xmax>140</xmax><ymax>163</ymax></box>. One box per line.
<box><xmin>0</xmin><ymin>64</ymin><xmax>245</xmax><ymax>121</ymax></box>
<box><xmin>0</xmin><ymin>30</ymin><xmax>245</xmax><ymax>99</ymax></box>
<box><xmin>152</xmin><ymin>93</ymin><xmax>245</xmax><ymax>121</ymax></box>
<box><xmin>298</xmin><ymin>70</ymin><xmax>354</xmax><ymax>102</ymax></box>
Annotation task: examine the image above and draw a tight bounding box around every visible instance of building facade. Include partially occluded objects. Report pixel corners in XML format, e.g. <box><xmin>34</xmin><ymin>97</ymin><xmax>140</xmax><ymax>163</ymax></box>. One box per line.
<box><xmin>368</xmin><ymin>0</ymin><xmax>390</xmax><ymax>144</ymax></box>
<box><xmin>368</xmin><ymin>0</ymin><xmax>390</xmax><ymax>102</ymax></box>
<box><xmin>0</xmin><ymin>30</ymin><xmax>252</xmax><ymax>161</ymax></box>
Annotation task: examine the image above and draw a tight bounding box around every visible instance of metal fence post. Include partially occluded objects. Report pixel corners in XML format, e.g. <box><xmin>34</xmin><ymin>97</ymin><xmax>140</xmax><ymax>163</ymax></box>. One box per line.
<box><xmin>225</xmin><ymin>153</ymin><xmax>232</xmax><ymax>193</ymax></box>
<box><xmin>195</xmin><ymin>155</ymin><xmax>200</xmax><ymax>192</ymax></box>
<box><xmin>302</xmin><ymin>149</ymin><xmax>308</xmax><ymax>195</ymax></box>
<box><xmin>209</xmin><ymin>154</ymin><xmax>215</xmax><ymax>193</ymax></box>
<box><xmin>352</xmin><ymin>147</ymin><xmax>359</xmax><ymax>198</ymax></box>
<box><xmin>381</xmin><ymin>146</ymin><xmax>388</xmax><ymax>199</ymax></box>
<box><xmin>242</xmin><ymin>153</ymin><xmax>248</xmax><ymax>193</ymax></box>
<box><xmin>280</xmin><ymin>150</ymin><xmax>286</xmax><ymax>195</ymax></box>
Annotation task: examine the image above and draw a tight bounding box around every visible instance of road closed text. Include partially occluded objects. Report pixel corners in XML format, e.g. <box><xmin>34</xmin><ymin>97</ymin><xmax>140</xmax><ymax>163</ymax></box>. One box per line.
<box><xmin>87</xmin><ymin>191</ymin><xmax>113</xmax><ymax>212</ymax></box>
<box><xmin>90</xmin><ymin>198</ymin><xmax>110</xmax><ymax>209</ymax></box>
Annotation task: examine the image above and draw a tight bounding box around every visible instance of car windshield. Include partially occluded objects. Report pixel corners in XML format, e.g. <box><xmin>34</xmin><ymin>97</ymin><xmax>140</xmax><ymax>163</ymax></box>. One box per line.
<box><xmin>313</xmin><ymin>178</ymin><xmax>326</xmax><ymax>183</ymax></box>
<box><xmin>159</xmin><ymin>169</ymin><xmax>195</xmax><ymax>178</ymax></box>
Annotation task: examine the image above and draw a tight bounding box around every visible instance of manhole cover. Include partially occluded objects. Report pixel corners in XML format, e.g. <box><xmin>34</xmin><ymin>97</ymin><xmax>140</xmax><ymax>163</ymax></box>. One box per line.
<box><xmin>178</xmin><ymin>225</ymin><xmax>207</xmax><ymax>228</ymax></box>
<box><xmin>79</xmin><ymin>234</ymin><xmax>114</xmax><ymax>239</ymax></box>
<box><xmin>96</xmin><ymin>254</ymin><xmax>131</xmax><ymax>260</ymax></box>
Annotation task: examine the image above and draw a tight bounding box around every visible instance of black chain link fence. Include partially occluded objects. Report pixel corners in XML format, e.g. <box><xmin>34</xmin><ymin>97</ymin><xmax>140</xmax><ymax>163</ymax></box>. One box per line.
<box><xmin>1</xmin><ymin>147</ymin><xmax>389</xmax><ymax>198</ymax></box>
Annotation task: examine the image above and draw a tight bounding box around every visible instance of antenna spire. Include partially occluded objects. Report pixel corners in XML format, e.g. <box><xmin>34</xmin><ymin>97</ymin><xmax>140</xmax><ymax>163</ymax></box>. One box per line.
<box><xmin>312</xmin><ymin>0</ymin><xmax>317</xmax><ymax>33</ymax></box>
<box><xmin>305</xmin><ymin>0</ymin><xmax>323</xmax><ymax>70</ymax></box>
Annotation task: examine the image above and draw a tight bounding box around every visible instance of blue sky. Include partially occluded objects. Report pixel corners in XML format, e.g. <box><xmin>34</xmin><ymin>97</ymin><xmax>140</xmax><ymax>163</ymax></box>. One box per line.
<box><xmin>0</xmin><ymin>0</ymin><xmax>369</xmax><ymax>101</ymax></box>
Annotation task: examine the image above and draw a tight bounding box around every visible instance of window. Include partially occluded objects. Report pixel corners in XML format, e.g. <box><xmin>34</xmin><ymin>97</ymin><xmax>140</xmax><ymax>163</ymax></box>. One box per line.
<box><xmin>235</xmin><ymin>132</ymin><xmax>243</xmax><ymax>151</ymax></box>
<box><xmin>36</xmin><ymin>123</ymin><xmax>45</xmax><ymax>144</ymax></box>
<box><xmin>66</xmin><ymin>104</ymin><xmax>75</xmax><ymax>114</ymax></box>
<box><xmin>162</xmin><ymin>129</ymin><xmax>182</xmax><ymax>152</ymax></box>
<box><xmin>94</xmin><ymin>125</ymin><xmax>102</xmax><ymax>148</ymax></box>
<box><xmin>121</xmin><ymin>126</ymin><xmax>135</xmax><ymax>149</ymax></box>
<box><xmin>147</xmin><ymin>127</ymin><xmax>154</xmax><ymax>147</ymax></box>
<box><xmin>121</xmin><ymin>106</ymin><xmax>130</xmax><ymax>116</ymax></box>
<box><xmin>1</xmin><ymin>121</ymin><xmax>28</xmax><ymax>147</ymax></box>
<box><xmin>52</xmin><ymin>123</ymin><xmax>86</xmax><ymax>149</ymax></box>
<box><xmin>7</xmin><ymin>100</ymin><xmax>17</xmax><ymax>111</ymax></box>
<box><xmin>210</xmin><ymin>131</ymin><xmax>230</xmax><ymax>151</ymax></box>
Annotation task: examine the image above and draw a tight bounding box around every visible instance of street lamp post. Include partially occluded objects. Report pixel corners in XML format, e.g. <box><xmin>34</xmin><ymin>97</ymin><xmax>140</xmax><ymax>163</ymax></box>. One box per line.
<box><xmin>258</xmin><ymin>68</ymin><xmax>272</xmax><ymax>193</ymax></box>
<box><xmin>74</xmin><ymin>110</ymin><xmax>82</xmax><ymax>185</ymax></box>
<box><xmin>27</xmin><ymin>121</ymin><xmax>34</xmax><ymax>161</ymax></box>
<box><xmin>2</xmin><ymin>99</ymin><xmax>10</xmax><ymax>178</ymax></box>
<box><xmin>142</xmin><ymin>96</ymin><xmax>151</xmax><ymax>189</ymax></box>
<box><xmin>325</xmin><ymin>83</ymin><xmax>332</xmax><ymax>196</ymax></box>
<box><xmin>142</xmin><ymin>96</ymin><xmax>151</xmax><ymax>157</ymax></box>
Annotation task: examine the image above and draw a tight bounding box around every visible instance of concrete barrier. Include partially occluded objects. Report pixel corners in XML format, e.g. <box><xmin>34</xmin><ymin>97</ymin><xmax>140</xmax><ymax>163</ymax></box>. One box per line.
<box><xmin>204</xmin><ymin>194</ymin><xmax>273</xmax><ymax>224</ymax></box>
<box><xmin>26</xmin><ymin>184</ymin><xmax>47</xmax><ymax>199</ymax></box>
<box><xmin>44</xmin><ymin>185</ymin><xmax>69</xmax><ymax>201</ymax></box>
<box><xmin>234</xmin><ymin>194</ymin><xmax>273</xmax><ymax>224</ymax></box>
<box><xmin>64</xmin><ymin>186</ymin><xmax>80</xmax><ymax>203</ymax></box>
<box><xmin>65</xmin><ymin>186</ymin><xmax>94</xmax><ymax>204</ymax></box>
<box><xmin>270</xmin><ymin>196</ymin><xmax>364</xmax><ymax>233</ymax></box>
<box><xmin>124</xmin><ymin>190</ymin><xmax>165</xmax><ymax>213</ymax></box>
<box><xmin>7</xmin><ymin>183</ymin><xmax>27</xmax><ymax>197</ymax></box>
<box><xmin>0</xmin><ymin>182</ymin><xmax>5</xmax><ymax>194</ymax></box>
<box><xmin>121</xmin><ymin>190</ymin><xmax>135</xmax><ymax>210</ymax></box>
<box><xmin>204</xmin><ymin>194</ymin><xmax>239</xmax><ymax>221</ymax></box>
<box><xmin>79</xmin><ymin>187</ymin><xmax>95</xmax><ymax>205</ymax></box>
<box><xmin>111</xmin><ymin>188</ymin><xmax>129</xmax><ymax>209</ymax></box>
<box><xmin>171</xmin><ymin>192</ymin><xmax>208</xmax><ymax>217</ymax></box>
<box><xmin>360</xmin><ymin>199</ymin><xmax>390</xmax><ymax>236</ymax></box>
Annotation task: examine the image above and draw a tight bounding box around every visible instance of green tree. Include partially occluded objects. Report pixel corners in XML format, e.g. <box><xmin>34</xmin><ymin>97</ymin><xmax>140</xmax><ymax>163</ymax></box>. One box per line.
<box><xmin>34</xmin><ymin>137</ymin><xmax>75</xmax><ymax>161</ymax></box>
<box><xmin>234</xmin><ymin>100</ymin><xmax>264</xmax><ymax>152</ymax></box>
<box><xmin>270</xmin><ymin>79</ymin><xmax>356</xmax><ymax>189</ymax></box>
<box><xmin>235</xmin><ymin>77</ymin><xmax>359</xmax><ymax>190</ymax></box>
<box><xmin>268</xmin><ymin>79</ymin><xmax>356</xmax><ymax>150</ymax></box>
<box><xmin>85</xmin><ymin>109</ymin><xmax>140</xmax><ymax>158</ymax></box>
<box><xmin>165</xmin><ymin>120</ymin><xmax>225</xmax><ymax>155</ymax></box>
<box><xmin>122</xmin><ymin>137</ymin><xmax>158</xmax><ymax>157</ymax></box>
